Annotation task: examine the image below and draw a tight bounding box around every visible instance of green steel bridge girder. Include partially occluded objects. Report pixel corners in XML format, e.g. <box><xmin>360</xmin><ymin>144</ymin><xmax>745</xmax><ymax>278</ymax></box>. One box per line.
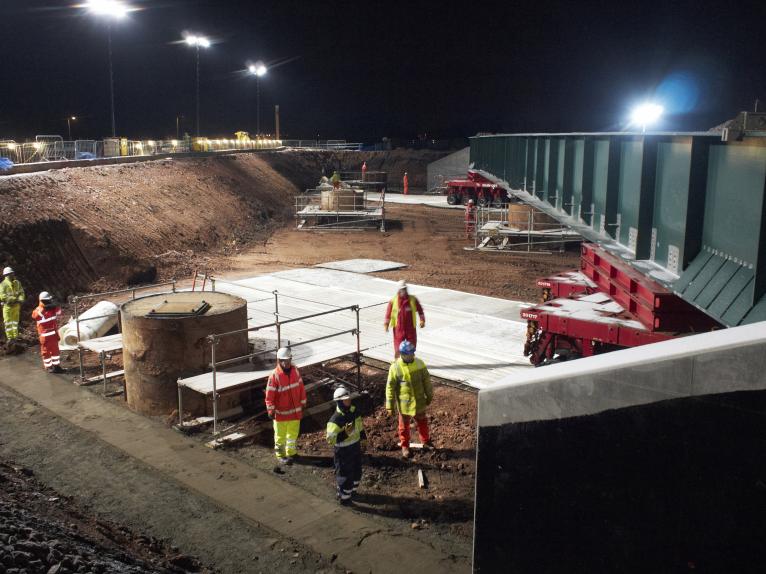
<box><xmin>470</xmin><ymin>132</ymin><xmax>766</xmax><ymax>327</ymax></box>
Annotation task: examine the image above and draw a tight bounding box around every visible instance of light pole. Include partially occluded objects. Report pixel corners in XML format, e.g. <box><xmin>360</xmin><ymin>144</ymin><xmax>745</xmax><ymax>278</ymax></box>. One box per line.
<box><xmin>82</xmin><ymin>1</ymin><xmax>132</xmax><ymax>137</ymax></box>
<box><xmin>248</xmin><ymin>61</ymin><xmax>267</xmax><ymax>135</ymax></box>
<box><xmin>185</xmin><ymin>35</ymin><xmax>211</xmax><ymax>137</ymax></box>
<box><xmin>67</xmin><ymin>116</ymin><xmax>77</xmax><ymax>140</ymax></box>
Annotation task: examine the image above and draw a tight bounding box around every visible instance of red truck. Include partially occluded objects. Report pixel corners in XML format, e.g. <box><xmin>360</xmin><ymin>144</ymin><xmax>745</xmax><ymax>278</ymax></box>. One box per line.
<box><xmin>443</xmin><ymin>170</ymin><xmax>508</xmax><ymax>206</ymax></box>
<box><xmin>522</xmin><ymin>243</ymin><xmax>722</xmax><ymax>366</ymax></box>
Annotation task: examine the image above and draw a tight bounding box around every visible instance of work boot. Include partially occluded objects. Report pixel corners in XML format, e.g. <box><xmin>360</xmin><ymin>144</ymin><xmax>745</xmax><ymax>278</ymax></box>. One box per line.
<box><xmin>52</xmin><ymin>365</ymin><xmax>64</xmax><ymax>374</ymax></box>
<box><xmin>401</xmin><ymin>447</ymin><xmax>412</xmax><ymax>459</ymax></box>
<box><xmin>422</xmin><ymin>439</ymin><xmax>435</xmax><ymax>451</ymax></box>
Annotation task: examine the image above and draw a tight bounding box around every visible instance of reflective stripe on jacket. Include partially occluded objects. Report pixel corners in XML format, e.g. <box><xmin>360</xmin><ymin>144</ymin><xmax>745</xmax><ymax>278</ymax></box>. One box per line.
<box><xmin>0</xmin><ymin>278</ymin><xmax>25</xmax><ymax>306</ymax></box>
<box><xmin>31</xmin><ymin>305</ymin><xmax>61</xmax><ymax>337</ymax></box>
<box><xmin>385</xmin><ymin>357</ymin><xmax>432</xmax><ymax>416</ymax></box>
<box><xmin>386</xmin><ymin>295</ymin><xmax>422</xmax><ymax>330</ymax></box>
<box><xmin>326</xmin><ymin>404</ymin><xmax>366</xmax><ymax>448</ymax></box>
<box><xmin>265</xmin><ymin>365</ymin><xmax>306</xmax><ymax>421</ymax></box>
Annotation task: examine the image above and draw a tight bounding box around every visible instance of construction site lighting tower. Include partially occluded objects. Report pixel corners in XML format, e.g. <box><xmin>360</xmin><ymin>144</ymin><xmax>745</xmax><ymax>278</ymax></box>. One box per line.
<box><xmin>248</xmin><ymin>61</ymin><xmax>267</xmax><ymax>135</ymax></box>
<box><xmin>630</xmin><ymin>103</ymin><xmax>664</xmax><ymax>133</ymax></box>
<box><xmin>82</xmin><ymin>0</ymin><xmax>135</xmax><ymax>137</ymax></box>
<box><xmin>185</xmin><ymin>34</ymin><xmax>211</xmax><ymax>137</ymax></box>
<box><xmin>67</xmin><ymin>116</ymin><xmax>77</xmax><ymax>140</ymax></box>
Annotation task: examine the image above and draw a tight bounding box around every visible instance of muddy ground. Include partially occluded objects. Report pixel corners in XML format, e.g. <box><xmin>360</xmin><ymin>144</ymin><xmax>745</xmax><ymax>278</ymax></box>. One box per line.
<box><xmin>0</xmin><ymin>149</ymin><xmax>580</xmax><ymax>572</ymax></box>
<box><xmin>0</xmin><ymin>460</ymin><xmax>209</xmax><ymax>574</ymax></box>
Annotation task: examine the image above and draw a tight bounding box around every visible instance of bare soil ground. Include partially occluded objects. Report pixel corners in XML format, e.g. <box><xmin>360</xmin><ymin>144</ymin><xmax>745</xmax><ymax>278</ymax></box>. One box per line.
<box><xmin>0</xmin><ymin>149</ymin><xmax>581</xmax><ymax>570</ymax></box>
<box><xmin>0</xmin><ymin>460</ymin><xmax>209</xmax><ymax>574</ymax></box>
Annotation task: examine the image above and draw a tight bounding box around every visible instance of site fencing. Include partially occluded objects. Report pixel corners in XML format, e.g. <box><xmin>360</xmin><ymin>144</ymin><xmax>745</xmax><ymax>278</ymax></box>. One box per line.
<box><xmin>0</xmin><ymin>135</ymin><xmax>283</xmax><ymax>167</ymax></box>
<box><xmin>282</xmin><ymin>139</ymin><xmax>363</xmax><ymax>150</ymax></box>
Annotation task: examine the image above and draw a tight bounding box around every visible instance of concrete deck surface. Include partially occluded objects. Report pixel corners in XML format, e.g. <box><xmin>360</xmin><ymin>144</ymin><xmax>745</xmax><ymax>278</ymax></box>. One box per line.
<box><xmin>213</xmin><ymin>266</ymin><xmax>533</xmax><ymax>389</ymax></box>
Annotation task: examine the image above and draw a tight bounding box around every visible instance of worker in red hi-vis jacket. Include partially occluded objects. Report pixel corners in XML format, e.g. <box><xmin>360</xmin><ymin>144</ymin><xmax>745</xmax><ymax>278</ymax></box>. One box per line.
<box><xmin>31</xmin><ymin>291</ymin><xmax>63</xmax><ymax>373</ymax></box>
<box><xmin>403</xmin><ymin>171</ymin><xmax>409</xmax><ymax>195</ymax></box>
<box><xmin>384</xmin><ymin>280</ymin><xmax>425</xmax><ymax>358</ymax></box>
<box><xmin>265</xmin><ymin>347</ymin><xmax>307</xmax><ymax>466</ymax></box>
<box><xmin>361</xmin><ymin>161</ymin><xmax>367</xmax><ymax>181</ymax></box>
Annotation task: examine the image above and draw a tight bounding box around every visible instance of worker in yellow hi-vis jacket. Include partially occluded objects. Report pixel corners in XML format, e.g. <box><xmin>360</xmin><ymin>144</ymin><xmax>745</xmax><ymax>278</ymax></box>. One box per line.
<box><xmin>0</xmin><ymin>266</ymin><xmax>25</xmax><ymax>346</ymax></box>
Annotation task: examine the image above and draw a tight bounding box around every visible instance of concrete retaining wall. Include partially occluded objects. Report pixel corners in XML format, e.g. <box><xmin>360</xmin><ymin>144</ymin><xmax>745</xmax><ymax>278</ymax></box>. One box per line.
<box><xmin>426</xmin><ymin>147</ymin><xmax>469</xmax><ymax>192</ymax></box>
<box><xmin>474</xmin><ymin>322</ymin><xmax>766</xmax><ymax>572</ymax></box>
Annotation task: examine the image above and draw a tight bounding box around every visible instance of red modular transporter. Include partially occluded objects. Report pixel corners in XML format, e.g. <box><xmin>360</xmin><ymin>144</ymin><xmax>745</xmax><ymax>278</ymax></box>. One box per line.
<box><xmin>523</xmin><ymin>243</ymin><xmax>722</xmax><ymax>366</ymax></box>
<box><xmin>443</xmin><ymin>170</ymin><xmax>508</xmax><ymax>206</ymax></box>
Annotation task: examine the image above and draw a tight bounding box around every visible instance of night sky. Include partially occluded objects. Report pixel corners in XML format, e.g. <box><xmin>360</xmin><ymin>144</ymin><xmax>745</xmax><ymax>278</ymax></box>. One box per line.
<box><xmin>1</xmin><ymin>0</ymin><xmax>764</xmax><ymax>141</ymax></box>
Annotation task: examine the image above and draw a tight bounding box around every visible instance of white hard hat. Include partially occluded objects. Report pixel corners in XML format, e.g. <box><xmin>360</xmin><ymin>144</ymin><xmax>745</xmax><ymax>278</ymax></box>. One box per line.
<box><xmin>333</xmin><ymin>387</ymin><xmax>351</xmax><ymax>401</ymax></box>
<box><xmin>397</xmin><ymin>280</ymin><xmax>407</xmax><ymax>291</ymax></box>
<box><xmin>39</xmin><ymin>291</ymin><xmax>52</xmax><ymax>301</ymax></box>
<box><xmin>2</xmin><ymin>266</ymin><xmax>13</xmax><ymax>275</ymax></box>
<box><xmin>276</xmin><ymin>347</ymin><xmax>292</xmax><ymax>360</ymax></box>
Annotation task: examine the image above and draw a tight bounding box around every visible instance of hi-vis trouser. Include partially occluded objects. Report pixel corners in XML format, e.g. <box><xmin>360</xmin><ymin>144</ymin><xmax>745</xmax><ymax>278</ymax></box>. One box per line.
<box><xmin>39</xmin><ymin>332</ymin><xmax>61</xmax><ymax>370</ymax></box>
<box><xmin>3</xmin><ymin>304</ymin><xmax>20</xmax><ymax>340</ymax></box>
<box><xmin>273</xmin><ymin>419</ymin><xmax>300</xmax><ymax>458</ymax></box>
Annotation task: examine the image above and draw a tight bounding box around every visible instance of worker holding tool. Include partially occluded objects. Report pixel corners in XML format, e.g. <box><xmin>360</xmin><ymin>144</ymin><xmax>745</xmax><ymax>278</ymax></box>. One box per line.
<box><xmin>465</xmin><ymin>198</ymin><xmax>477</xmax><ymax>239</ymax></box>
<box><xmin>386</xmin><ymin>340</ymin><xmax>433</xmax><ymax>459</ymax></box>
<box><xmin>384</xmin><ymin>280</ymin><xmax>425</xmax><ymax>358</ymax></box>
<box><xmin>31</xmin><ymin>291</ymin><xmax>62</xmax><ymax>373</ymax></box>
<box><xmin>326</xmin><ymin>386</ymin><xmax>366</xmax><ymax>505</ymax></box>
<box><xmin>0</xmin><ymin>266</ymin><xmax>25</xmax><ymax>349</ymax></box>
<box><xmin>403</xmin><ymin>171</ymin><xmax>409</xmax><ymax>195</ymax></box>
<box><xmin>265</xmin><ymin>347</ymin><xmax>307</xmax><ymax>465</ymax></box>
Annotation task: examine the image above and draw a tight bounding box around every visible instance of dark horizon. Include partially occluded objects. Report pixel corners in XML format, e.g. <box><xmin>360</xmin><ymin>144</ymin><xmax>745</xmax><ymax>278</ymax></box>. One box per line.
<box><xmin>0</xmin><ymin>0</ymin><xmax>764</xmax><ymax>142</ymax></box>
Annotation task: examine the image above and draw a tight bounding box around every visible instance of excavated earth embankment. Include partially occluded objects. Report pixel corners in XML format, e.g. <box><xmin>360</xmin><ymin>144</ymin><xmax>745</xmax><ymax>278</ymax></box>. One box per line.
<box><xmin>0</xmin><ymin>149</ymin><xmax>445</xmax><ymax>311</ymax></box>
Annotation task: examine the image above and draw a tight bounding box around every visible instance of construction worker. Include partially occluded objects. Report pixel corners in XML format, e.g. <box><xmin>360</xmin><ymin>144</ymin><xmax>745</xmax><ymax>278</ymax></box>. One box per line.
<box><xmin>403</xmin><ymin>171</ymin><xmax>409</xmax><ymax>195</ymax></box>
<box><xmin>265</xmin><ymin>347</ymin><xmax>307</xmax><ymax>465</ymax></box>
<box><xmin>326</xmin><ymin>386</ymin><xmax>366</xmax><ymax>505</ymax></box>
<box><xmin>384</xmin><ymin>280</ymin><xmax>425</xmax><ymax>358</ymax></box>
<box><xmin>0</xmin><ymin>266</ymin><xmax>25</xmax><ymax>347</ymax></box>
<box><xmin>331</xmin><ymin>170</ymin><xmax>341</xmax><ymax>189</ymax></box>
<box><xmin>465</xmin><ymin>198</ymin><xmax>477</xmax><ymax>239</ymax></box>
<box><xmin>361</xmin><ymin>161</ymin><xmax>367</xmax><ymax>181</ymax></box>
<box><xmin>386</xmin><ymin>340</ymin><xmax>433</xmax><ymax>459</ymax></box>
<box><xmin>31</xmin><ymin>291</ymin><xmax>62</xmax><ymax>373</ymax></box>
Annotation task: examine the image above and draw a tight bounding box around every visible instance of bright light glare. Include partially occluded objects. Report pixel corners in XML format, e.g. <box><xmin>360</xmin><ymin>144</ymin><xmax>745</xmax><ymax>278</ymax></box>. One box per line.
<box><xmin>249</xmin><ymin>61</ymin><xmax>267</xmax><ymax>77</ymax></box>
<box><xmin>83</xmin><ymin>0</ymin><xmax>132</xmax><ymax>19</ymax></box>
<box><xmin>630</xmin><ymin>103</ymin><xmax>664</xmax><ymax>131</ymax></box>
<box><xmin>185</xmin><ymin>35</ymin><xmax>211</xmax><ymax>48</ymax></box>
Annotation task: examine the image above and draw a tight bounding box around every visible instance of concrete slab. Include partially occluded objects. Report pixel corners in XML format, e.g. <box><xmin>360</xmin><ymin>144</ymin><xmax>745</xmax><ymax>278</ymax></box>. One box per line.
<box><xmin>367</xmin><ymin>192</ymin><xmax>461</xmax><ymax>209</ymax></box>
<box><xmin>211</xmin><ymin>267</ymin><xmax>533</xmax><ymax>389</ymax></box>
<box><xmin>315</xmin><ymin>259</ymin><xmax>407</xmax><ymax>274</ymax></box>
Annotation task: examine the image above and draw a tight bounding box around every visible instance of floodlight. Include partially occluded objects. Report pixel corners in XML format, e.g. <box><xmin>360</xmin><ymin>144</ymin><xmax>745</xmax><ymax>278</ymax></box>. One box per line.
<box><xmin>250</xmin><ymin>61</ymin><xmax>267</xmax><ymax>77</ymax></box>
<box><xmin>83</xmin><ymin>0</ymin><xmax>132</xmax><ymax>19</ymax></box>
<box><xmin>630</xmin><ymin>103</ymin><xmax>664</xmax><ymax>132</ymax></box>
<box><xmin>185</xmin><ymin>35</ymin><xmax>211</xmax><ymax>48</ymax></box>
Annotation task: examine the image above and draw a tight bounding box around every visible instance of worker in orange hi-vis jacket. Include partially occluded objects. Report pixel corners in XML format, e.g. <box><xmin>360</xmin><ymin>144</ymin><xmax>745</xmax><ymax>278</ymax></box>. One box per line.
<box><xmin>403</xmin><ymin>171</ymin><xmax>409</xmax><ymax>195</ymax></box>
<box><xmin>31</xmin><ymin>291</ymin><xmax>63</xmax><ymax>373</ymax></box>
<box><xmin>465</xmin><ymin>198</ymin><xmax>477</xmax><ymax>238</ymax></box>
<box><xmin>265</xmin><ymin>347</ymin><xmax>307</xmax><ymax>466</ymax></box>
<box><xmin>361</xmin><ymin>161</ymin><xmax>367</xmax><ymax>181</ymax></box>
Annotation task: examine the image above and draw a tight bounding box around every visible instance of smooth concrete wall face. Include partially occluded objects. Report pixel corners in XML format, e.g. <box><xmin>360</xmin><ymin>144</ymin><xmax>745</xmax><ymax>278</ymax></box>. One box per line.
<box><xmin>427</xmin><ymin>147</ymin><xmax>469</xmax><ymax>191</ymax></box>
<box><xmin>474</xmin><ymin>322</ymin><xmax>766</xmax><ymax>573</ymax></box>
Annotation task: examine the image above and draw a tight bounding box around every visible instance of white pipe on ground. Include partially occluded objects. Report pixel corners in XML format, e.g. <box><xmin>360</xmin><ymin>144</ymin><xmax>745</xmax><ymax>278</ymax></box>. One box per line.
<box><xmin>59</xmin><ymin>300</ymin><xmax>119</xmax><ymax>346</ymax></box>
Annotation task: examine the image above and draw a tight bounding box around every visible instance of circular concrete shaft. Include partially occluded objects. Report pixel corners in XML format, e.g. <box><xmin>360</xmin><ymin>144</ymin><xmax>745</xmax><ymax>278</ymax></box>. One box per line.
<box><xmin>121</xmin><ymin>292</ymin><xmax>248</xmax><ymax>416</ymax></box>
